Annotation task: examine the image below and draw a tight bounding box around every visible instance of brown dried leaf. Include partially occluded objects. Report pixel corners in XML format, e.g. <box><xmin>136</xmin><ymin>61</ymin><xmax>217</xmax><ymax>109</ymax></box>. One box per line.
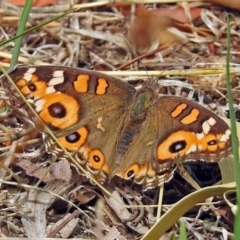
<box><xmin>47</xmin><ymin>210</ymin><xmax>80</xmax><ymax>238</ymax></box>
<box><xmin>104</xmin><ymin>190</ymin><xmax>132</xmax><ymax>221</ymax></box>
<box><xmin>130</xmin><ymin>9</ymin><xmax>185</xmax><ymax>54</ymax></box>
<box><xmin>16</xmin><ymin>159</ymin><xmax>71</xmax><ymax>183</ymax></box>
<box><xmin>72</xmin><ymin>186</ymin><xmax>97</xmax><ymax>204</ymax></box>
<box><xmin>50</xmin><ymin>159</ymin><xmax>72</xmax><ymax>181</ymax></box>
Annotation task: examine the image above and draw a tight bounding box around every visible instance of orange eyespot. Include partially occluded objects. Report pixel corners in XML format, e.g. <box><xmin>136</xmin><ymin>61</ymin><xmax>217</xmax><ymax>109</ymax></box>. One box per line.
<box><xmin>39</xmin><ymin>93</ymin><xmax>79</xmax><ymax>129</ymax></box>
<box><xmin>58</xmin><ymin>127</ymin><xmax>88</xmax><ymax>150</ymax></box>
<box><xmin>157</xmin><ymin>131</ymin><xmax>197</xmax><ymax>160</ymax></box>
<box><xmin>197</xmin><ymin>133</ymin><xmax>226</xmax><ymax>152</ymax></box>
<box><xmin>122</xmin><ymin>164</ymin><xmax>140</xmax><ymax>180</ymax></box>
<box><xmin>198</xmin><ymin>134</ymin><xmax>216</xmax><ymax>151</ymax></box>
<box><xmin>17</xmin><ymin>76</ymin><xmax>48</xmax><ymax>99</ymax></box>
<box><xmin>88</xmin><ymin>149</ymin><xmax>105</xmax><ymax>170</ymax></box>
<box><xmin>24</xmin><ymin>81</ymin><xmax>48</xmax><ymax>99</ymax></box>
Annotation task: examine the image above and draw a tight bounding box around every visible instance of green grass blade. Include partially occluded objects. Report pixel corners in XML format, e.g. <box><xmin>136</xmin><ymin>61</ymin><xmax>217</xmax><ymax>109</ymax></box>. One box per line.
<box><xmin>226</xmin><ymin>14</ymin><xmax>240</xmax><ymax>240</ymax></box>
<box><xmin>10</xmin><ymin>0</ymin><xmax>33</xmax><ymax>68</ymax></box>
<box><xmin>1</xmin><ymin>7</ymin><xmax>76</xmax><ymax>50</ymax></box>
<box><xmin>179</xmin><ymin>220</ymin><xmax>187</xmax><ymax>240</ymax></box>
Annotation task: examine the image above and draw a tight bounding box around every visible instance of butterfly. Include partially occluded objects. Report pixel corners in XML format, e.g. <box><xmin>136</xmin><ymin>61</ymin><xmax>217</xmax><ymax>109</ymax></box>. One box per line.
<box><xmin>2</xmin><ymin>65</ymin><xmax>232</xmax><ymax>190</ymax></box>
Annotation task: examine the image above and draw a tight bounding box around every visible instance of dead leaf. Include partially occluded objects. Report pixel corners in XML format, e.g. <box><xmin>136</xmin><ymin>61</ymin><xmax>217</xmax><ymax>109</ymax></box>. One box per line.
<box><xmin>50</xmin><ymin>159</ymin><xmax>72</xmax><ymax>181</ymax></box>
<box><xmin>47</xmin><ymin>210</ymin><xmax>80</xmax><ymax>238</ymax></box>
<box><xmin>130</xmin><ymin>9</ymin><xmax>185</xmax><ymax>54</ymax></box>
<box><xmin>15</xmin><ymin>158</ymin><xmax>72</xmax><ymax>182</ymax></box>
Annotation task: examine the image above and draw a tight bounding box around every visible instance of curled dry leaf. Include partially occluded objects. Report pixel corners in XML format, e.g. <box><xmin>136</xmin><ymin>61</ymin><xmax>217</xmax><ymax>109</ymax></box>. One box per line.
<box><xmin>16</xmin><ymin>158</ymin><xmax>72</xmax><ymax>182</ymax></box>
<box><xmin>130</xmin><ymin>9</ymin><xmax>186</xmax><ymax>54</ymax></box>
<box><xmin>50</xmin><ymin>159</ymin><xmax>72</xmax><ymax>181</ymax></box>
<box><xmin>72</xmin><ymin>186</ymin><xmax>97</xmax><ymax>204</ymax></box>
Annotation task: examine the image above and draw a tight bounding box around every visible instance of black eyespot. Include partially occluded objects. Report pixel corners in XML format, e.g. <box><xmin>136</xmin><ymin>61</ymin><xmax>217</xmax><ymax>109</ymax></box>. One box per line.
<box><xmin>48</xmin><ymin>102</ymin><xmax>66</xmax><ymax>118</ymax></box>
<box><xmin>65</xmin><ymin>132</ymin><xmax>80</xmax><ymax>143</ymax></box>
<box><xmin>169</xmin><ymin>140</ymin><xmax>187</xmax><ymax>153</ymax></box>
<box><xmin>28</xmin><ymin>83</ymin><xmax>36</xmax><ymax>92</ymax></box>
<box><xmin>93</xmin><ymin>155</ymin><xmax>100</xmax><ymax>162</ymax></box>
<box><xmin>127</xmin><ymin>170</ymin><xmax>134</xmax><ymax>178</ymax></box>
<box><xmin>207</xmin><ymin>140</ymin><xmax>217</xmax><ymax>145</ymax></box>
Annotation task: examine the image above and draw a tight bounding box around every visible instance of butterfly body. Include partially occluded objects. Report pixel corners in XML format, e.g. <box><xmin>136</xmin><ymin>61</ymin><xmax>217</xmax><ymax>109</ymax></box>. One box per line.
<box><xmin>3</xmin><ymin>66</ymin><xmax>232</xmax><ymax>189</ymax></box>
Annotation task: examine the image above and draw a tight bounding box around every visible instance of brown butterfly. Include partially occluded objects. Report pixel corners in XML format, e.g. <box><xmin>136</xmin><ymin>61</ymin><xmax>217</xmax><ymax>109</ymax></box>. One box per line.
<box><xmin>2</xmin><ymin>65</ymin><xmax>232</xmax><ymax>190</ymax></box>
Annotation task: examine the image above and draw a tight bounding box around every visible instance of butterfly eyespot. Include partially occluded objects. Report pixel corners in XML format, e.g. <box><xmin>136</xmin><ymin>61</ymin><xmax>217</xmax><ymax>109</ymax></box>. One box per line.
<box><xmin>122</xmin><ymin>164</ymin><xmax>140</xmax><ymax>179</ymax></box>
<box><xmin>28</xmin><ymin>83</ymin><xmax>36</xmax><ymax>91</ymax></box>
<box><xmin>157</xmin><ymin>131</ymin><xmax>197</xmax><ymax>160</ymax></box>
<box><xmin>23</xmin><ymin>81</ymin><xmax>48</xmax><ymax>98</ymax></box>
<box><xmin>198</xmin><ymin>134</ymin><xmax>222</xmax><ymax>152</ymax></box>
<box><xmin>169</xmin><ymin>140</ymin><xmax>187</xmax><ymax>153</ymax></box>
<box><xmin>207</xmin><ymin>140</ymin><xmax>217</xmax><ymax>145</ymax></box>
<box><xmin>39</xmin><ymin>93</ymin><xmax>79</xmax><ymax>129</ymax></box>
<box><xmin>127</xmin><ymin>170</ymin><xmax>134</xmax><ymax>178</ymax></box>
<box><xmin>66</xmin><ymin>132</ymin><xmax>80</xmax><ymax>143</ymax></box>
<box><xmin>58</xmin><ymin>127</ymin><xmax>88</xmax><ymax>150</ymax></box>
<box><xmin>48</xmin><ymin>102</ymin><xmax>66</xmax><ymax>118</ymax></box>
<box><xmin>93</xmin><ymin>155</ymin><xmax>100</xmax><ymax>162</ymax></box>
<box><xmin>88</xmin><ymin>149</ymin><xmax>104</xmax><ymax>169</ymax></box>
